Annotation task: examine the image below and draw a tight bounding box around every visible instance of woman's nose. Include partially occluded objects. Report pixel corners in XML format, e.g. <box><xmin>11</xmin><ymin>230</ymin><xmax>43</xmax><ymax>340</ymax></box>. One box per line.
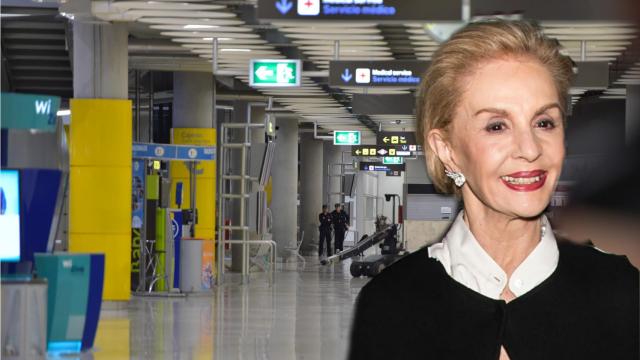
<box><xmin>513</xmin><ymin>128</ymin><xmax>543</xmax><ymax>162</ymax></box>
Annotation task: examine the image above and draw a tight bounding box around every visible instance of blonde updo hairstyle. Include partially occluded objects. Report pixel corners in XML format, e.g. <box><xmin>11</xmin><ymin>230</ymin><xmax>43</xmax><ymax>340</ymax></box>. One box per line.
<box><xmin>416</xmin><ymin>20</ymin><xmax>574</xmax><ymax>194</ymax></box>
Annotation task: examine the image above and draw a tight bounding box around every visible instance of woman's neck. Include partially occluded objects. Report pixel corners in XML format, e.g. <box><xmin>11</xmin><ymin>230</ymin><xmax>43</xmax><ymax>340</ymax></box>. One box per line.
<box><xmin>462</xmin><ymin>203</ymin><xmax>543</xmax><ymax>278</ymax></box>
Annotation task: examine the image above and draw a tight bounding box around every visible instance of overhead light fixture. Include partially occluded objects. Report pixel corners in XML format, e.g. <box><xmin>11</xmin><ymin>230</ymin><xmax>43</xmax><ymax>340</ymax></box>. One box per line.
<box><xmin>57</xmin><ymin>109</ymin><xmax>71</xmax><ymax>116</ymax></box>
<box><xmin>59</xmin><ymin>12</ymin><xmax>75</xmax><ymax>20</ymax></box>
<box><xmin>202</xmin><ymin>37</ymin><xmax>231</xmax><ymax>41</ymax></box>
<box><xmin>184</xmin><ymin>24</ymin><xmax>218</xmax><ymax>29</ymax></box>
<box><xmin>220</xmin><ymin>48</ymin><xmax>251</xmax><ymax>52</ymax></box>
<box><xmin>1</xmin><ymin>13</ymin><xmax>30</xmax><ymax>18</ymax></box>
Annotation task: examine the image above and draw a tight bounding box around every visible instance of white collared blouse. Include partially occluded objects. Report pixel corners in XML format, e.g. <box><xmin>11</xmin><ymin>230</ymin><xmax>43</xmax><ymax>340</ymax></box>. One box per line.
<box><xmin>428</xmin><ymin>211</ymin><xmax>559</xmax><ymax>300</ymax></box>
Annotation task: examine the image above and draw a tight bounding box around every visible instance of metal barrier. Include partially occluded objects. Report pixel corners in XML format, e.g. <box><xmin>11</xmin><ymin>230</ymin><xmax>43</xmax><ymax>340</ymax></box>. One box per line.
<box><xmin>223</xmin><ymin>239</ymin><xmax>277</xmax><ymax>284</ymax></box>
<box><xmin>217</xmin><ymin>117</ymin><xmax>271</xmax><ymax>285</ymax></box>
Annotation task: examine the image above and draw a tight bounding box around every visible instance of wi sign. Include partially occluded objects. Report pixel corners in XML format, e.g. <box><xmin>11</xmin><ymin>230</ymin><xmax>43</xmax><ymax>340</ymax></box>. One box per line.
<box><xmin>250</xmin><ymin>59</ymin><xmax>301</xmax><ymax>87</ymax></box>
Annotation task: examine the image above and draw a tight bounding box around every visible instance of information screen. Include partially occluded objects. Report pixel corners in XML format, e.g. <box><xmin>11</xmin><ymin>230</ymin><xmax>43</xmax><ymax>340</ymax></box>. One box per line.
<box><xmin>0</xmin><ymin>169</ymin><xmax>21</xmax><ymax>262</ymax></box>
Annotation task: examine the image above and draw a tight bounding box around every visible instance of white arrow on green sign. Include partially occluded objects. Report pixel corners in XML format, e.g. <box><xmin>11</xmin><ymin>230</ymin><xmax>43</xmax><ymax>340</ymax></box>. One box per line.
<box><xmin>333</xmin><ymin>130</ymin><xmax>361</xmax><ymax>145</ymax></box>
<box><xmin>250</xmin><ymin>59</ymin><xmax>301</xmax><ymax>87</ymax></box>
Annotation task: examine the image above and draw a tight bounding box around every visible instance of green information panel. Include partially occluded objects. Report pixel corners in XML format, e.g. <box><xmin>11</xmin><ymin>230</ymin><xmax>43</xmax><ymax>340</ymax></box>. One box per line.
<box><xmin>250</xmin><ymin>59</ymin><xmax>301</xmax><ymax>87</ymax></box>
<box><xmin>1</xmin><ymin>92</ymin><xmax>60</xmax><ymax>132</ymax></box>
<box><xmin>333</xmin><ymin>130</ymin><xmax>361</xmax><ymax>146</ymax></box>
<box><xmin>383</xmin><ymin>157</ymin><xmax>403</xmax><ymax>165</ymax></box>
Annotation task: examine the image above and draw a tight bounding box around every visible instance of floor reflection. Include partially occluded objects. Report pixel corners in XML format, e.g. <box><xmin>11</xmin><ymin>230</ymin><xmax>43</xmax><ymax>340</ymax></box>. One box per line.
<box><xmin>64</xmin><ymin>257</ymin><xmax>367</xmax><ymax>360</ymax></box>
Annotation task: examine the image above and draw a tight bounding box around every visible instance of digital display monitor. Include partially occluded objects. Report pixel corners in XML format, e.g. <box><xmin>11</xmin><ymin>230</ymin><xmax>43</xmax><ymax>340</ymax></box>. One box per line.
<box><xmin>0</xmin><ymin>169</ymin><xmax>20</xmax><ymax>262</ymax></box>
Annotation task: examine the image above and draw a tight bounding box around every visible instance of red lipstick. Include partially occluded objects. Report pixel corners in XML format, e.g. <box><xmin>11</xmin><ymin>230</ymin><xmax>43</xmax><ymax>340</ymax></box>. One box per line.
<box><xmin>500</xmin><ymin>170</ymin><xmax>547</xmax><ymax>192</ymax></box>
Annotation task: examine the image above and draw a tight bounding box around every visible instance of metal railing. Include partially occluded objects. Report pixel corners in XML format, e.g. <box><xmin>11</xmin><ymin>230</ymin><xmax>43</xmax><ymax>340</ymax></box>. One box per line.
<box><xmin>223</xmin><ymin>239</ymin><xmax>277</xmax><ymax>284</ymax></box>
<box><xmin>217</xmin><ymin>116</ymin><xmax>270</xmax><ymax>285</ymax></box>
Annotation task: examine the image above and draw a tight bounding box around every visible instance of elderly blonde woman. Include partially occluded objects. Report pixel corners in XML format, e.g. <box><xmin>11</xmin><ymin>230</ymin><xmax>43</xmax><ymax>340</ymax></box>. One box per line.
<box><xmin>348</xmin><ymin>20</ymin><xmax>638</xmax><ymax>360</ymax></box>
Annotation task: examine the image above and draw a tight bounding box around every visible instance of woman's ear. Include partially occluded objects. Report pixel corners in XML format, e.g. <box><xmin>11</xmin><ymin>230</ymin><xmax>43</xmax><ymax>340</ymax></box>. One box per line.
<box><xmin>427</xmin><ymin>129</ymin><xmax>457</xmax><ymax>171</ymax></box>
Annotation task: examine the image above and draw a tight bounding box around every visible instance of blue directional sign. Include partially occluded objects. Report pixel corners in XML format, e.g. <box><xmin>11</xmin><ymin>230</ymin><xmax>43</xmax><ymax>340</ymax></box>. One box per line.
<box><xmin>359</xmin><ymin>162</ymin><xmax>405</xmax><ymax>172</ymax></box>
<box><xmin>257</xmin><ymin>0</ymin><xmax>461</xmax><ymax>21</ymax></box>
<box><xmin>330</xmin><ymin>61</ymin><xmax>428</xmax><ymax>87</ymax></box>
<box><xmin>341</xmin><ymin>68</ymin><xmax>353</xmax><ymax>82</ymax></box>
<box><xmin>132</xmin><ymin>143</ymin><xmax>216</xmax><ymax>161</ymax></box>
<box><xmin>275</xmin><ymin>0</ymin><xmax>293</xmax><ymax>14</ymax></box>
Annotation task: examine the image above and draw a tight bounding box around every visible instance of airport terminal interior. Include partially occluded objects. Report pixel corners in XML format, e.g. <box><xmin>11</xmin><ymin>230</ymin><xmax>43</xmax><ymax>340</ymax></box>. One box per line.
<box><xmin>1</xmin><ymin>0</ymin><xmax>639</xmax><ymax>359</ymax></box>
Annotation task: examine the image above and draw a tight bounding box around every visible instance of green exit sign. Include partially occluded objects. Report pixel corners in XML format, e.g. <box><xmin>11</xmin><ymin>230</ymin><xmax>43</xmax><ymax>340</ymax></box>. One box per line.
<box><xmin>333</xmin><ymin>130</ymin><xmax>361</xmax><ymax>145</ymax></box>
<box><xmin>250</xmin><ymin>59</ymin><xmax>301</xmax><ymax>87</ymax></box>
<box><xmin>383</xmin><ymin>157</ymin><xmax>403</xmax><ymax>164</ymax></box>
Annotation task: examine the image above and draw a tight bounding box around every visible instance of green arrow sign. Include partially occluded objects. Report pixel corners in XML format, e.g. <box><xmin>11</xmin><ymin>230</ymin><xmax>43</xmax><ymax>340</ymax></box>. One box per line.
<box><xmin>383</xmin><ymin>156</ymin><xmax>403</xmax><ymax>165</ymax></box>
<box><xmin>250</xmin><ymin>59</ymin><xmax>301</xmax><ymax>87</ymax></box>
<box><xmin>333</xmin><ymin>130</ymin><xmax>361</xmax><ymax>145</ymax></box>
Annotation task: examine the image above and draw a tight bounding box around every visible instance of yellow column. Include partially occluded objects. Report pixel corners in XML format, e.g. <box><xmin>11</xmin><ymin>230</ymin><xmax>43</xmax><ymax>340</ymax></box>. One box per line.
<box><xmin>69</xmin><ymin>99</ymin><xmax>132</xmax><ymax>301</ymax></box>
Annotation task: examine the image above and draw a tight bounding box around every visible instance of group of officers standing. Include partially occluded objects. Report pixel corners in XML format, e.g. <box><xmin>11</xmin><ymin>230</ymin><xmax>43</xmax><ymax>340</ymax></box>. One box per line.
<box><xmin>318</xmin><ymin>203</ymin><xmax>350</xmax><ymax>258</ymax></box>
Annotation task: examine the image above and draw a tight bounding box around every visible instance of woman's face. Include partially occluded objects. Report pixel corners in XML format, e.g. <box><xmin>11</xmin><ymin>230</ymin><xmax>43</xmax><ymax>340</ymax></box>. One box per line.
<box><xmin>430</xmin><ymin>57</ymin><xmax>565</xmax><ymax>219</ymax></box>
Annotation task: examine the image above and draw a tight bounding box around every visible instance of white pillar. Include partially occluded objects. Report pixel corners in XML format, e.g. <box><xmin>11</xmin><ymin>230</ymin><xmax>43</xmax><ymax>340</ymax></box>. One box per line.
<box><xmin>271</xmin><ymin>117</ymin><xmax>298</xmax><ymax>257</ymax></box>
<box><xmin>299</xmin><ymin>133</ymin><xmax>323</xmax><ymax>255</ymax></box>
<box><xmin>323</xmin><ymin>141</ymin><xmax>342</xmax><ymax>207</ymax></box>
<box><xmin>173</xmin><ymin>72</ymin><xmax>214</xmax><ymax>128</ymax></box>
<box><xmin>73</xmin><ymin>22</ymin><xmax>128</xmax><ymax>99</ymax></box>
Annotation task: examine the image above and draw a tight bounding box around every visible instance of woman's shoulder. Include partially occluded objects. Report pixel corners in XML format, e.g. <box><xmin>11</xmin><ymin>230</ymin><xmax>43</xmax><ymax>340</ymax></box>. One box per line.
<box><xmin>557</xmin><ymin>238</ymin><xmax>638</xmax><ymax>284</ymax></box>
<box><xmin>358</xmin><ymin>247</ymin><xmax>447</xmax><ymax>299</ymax></box>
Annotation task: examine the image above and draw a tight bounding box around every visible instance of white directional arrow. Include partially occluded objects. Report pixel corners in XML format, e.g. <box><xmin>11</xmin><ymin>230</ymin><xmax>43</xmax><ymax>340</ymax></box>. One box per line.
<box><xmin>337</xmin><ymin>134</ymin><xmax>347</xmax><ymax>142</ymax></box>
<box><xmin>255</xmin><ymin>66</ymin><xmax>274</xmax><ymax>80</ymax></box>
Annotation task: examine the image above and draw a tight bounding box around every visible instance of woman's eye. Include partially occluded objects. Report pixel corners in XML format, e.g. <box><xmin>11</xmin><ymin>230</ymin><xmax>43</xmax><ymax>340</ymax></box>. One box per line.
<box><xmin>535</xmin><ymin>118</ymin><xmax>556</xmax><ymax>129</ymax></box>
<box><xmin>485</xmin><ymin>122</ymin><xmax>506</xmax><ymax>132</ymax></box>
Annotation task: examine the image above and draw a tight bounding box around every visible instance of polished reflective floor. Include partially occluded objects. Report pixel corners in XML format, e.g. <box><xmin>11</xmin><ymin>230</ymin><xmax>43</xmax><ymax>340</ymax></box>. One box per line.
<box><xmin>78</xmin><ymin>258</ymin><xmax>368</xmax><ymax>360</ymax></box>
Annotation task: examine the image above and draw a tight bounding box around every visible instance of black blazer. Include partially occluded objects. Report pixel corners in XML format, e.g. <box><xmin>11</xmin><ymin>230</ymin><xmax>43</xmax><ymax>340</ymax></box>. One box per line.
<box><xmin>348</xmin><ymin>240</ymin><xmax>639</xmax><ymax>360</ymax></box>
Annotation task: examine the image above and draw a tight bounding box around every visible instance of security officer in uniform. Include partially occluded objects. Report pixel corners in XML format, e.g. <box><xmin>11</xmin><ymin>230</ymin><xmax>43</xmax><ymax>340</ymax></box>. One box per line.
<box><xmin>318</xmin><ymin>205</ymin><xmax>333</xmax><ymax>257</ymax></box>
<box><xmin>331</xmin><ymin>203</ymin><xmax>349</xmax><ymax>253</ymax></box>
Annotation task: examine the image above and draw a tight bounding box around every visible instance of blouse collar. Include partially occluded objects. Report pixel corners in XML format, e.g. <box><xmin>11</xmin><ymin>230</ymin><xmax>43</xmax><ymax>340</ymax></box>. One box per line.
<box><xmin>428</xmin><ymin>211</ymin><xmax>559</xmax><ymax>300</ymax></box>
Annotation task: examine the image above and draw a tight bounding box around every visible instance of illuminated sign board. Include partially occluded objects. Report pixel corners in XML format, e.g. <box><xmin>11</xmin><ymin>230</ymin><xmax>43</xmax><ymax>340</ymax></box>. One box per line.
<box><xmin>330</xmin><ymin>61</ymin><xmax>428</xmax><ymax>87</ymax></box>
<box><xmin>333</xmin><ymin>130</ymin><xmax>361</xmax><ymax>145</ymax></box>
<box><xmin>377</xmin><ymin>131</ymin><xmax>417</xmax><ymax>146</ymax></box>
<box><xmin>257</xmin><ymin>0</ymin><xmax>461</xmax><ymax>21</ymax></box>
<box><xmin>352</xmin><ymin>145</ymin><xmax>422</xmax><ymax>157</ymax></box>
<box><xmin>358</xmin><ymin>161</ymin><xmax>405</xmax><ymax>172</ymax></box>
<box><xmin>1</xmin><ymin>92</ymin><xmax>61</xmax><ymax>132</ymax></box>
<box><xmin>383</xmin><ymin>156</ymin><xmax>403</xmax><ymax>165</ymax></box>
<box><xmin>249</xmin><ymin>59</ymin><xmax>301</xmax><ymax>87</ymax></box>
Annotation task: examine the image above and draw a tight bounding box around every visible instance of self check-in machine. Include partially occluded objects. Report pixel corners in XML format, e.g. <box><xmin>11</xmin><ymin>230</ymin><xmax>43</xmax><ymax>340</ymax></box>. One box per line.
<box><xmin>131</xmin><ymin>142</ymin><xmax>215</xmax><ymax>295</ymax></box>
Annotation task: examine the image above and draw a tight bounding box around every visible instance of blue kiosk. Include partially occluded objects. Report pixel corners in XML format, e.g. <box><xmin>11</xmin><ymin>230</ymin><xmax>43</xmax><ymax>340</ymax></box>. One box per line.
<box><xmin>1</xmin><ymin>92</ymin><xmax>105</xmax><ymax>355</ymax></box>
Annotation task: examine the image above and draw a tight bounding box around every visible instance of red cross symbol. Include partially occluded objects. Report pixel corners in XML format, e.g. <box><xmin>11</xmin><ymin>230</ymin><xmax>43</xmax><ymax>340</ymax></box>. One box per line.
<box><xmin>359</xmin><ymin>72</ymin><xmax>367</xmax><ymax>78</ymax></box>
<box><xmin>304</xmin><ymin>0</ymin><xmax>313</xmax><ymax>7</ymax></box>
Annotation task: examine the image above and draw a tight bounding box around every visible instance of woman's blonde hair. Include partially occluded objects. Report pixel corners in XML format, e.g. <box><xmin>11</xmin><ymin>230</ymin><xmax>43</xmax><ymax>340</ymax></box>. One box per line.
<box><xmin>416</xmin><ymin>20</ymin><xmax>574</xmax><ymax>194</ymax></box>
